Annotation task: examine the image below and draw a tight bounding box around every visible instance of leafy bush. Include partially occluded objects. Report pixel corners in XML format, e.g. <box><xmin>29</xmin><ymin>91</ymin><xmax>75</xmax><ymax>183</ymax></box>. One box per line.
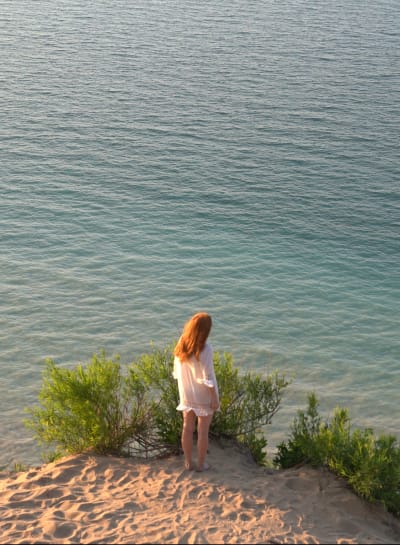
<box><xmin>24</xmin><ymin>345</ymin><xmax>289</xmax><ymax>465</ymax></box>
<box><xmin>211</xmin><ymin>352</ymin><xmax>290</xmax><ymax>464</ymax></box>
<box><xmin>128</xmin><ymin>343</ymin><xmax>182</xmax><ymax>455</ymax></box>
<box><xmin>24</xmin><ymin>351</ymin><xmax>152</xmax><ymax>457</ymax></box>
<box><xmin>130</xmin><ymin>347</ymin><xmax>290</xmax><ymax>464</ymax></box>
<box><xmin>273</xmin><ymin>392</ymin><xmax>326</xmax><ymax>468</ymax></box>
<box><xmin>274</xmin><ymin>393</ymin><xmax>400</xmax><ymax>517</ymax></box>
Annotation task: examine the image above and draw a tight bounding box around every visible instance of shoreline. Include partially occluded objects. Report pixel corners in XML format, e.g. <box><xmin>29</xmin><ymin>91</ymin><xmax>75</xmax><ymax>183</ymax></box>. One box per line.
<box><xmin>1</xmin><ymin>440</ymin><xmax>399</xmax><ymax>544</ymax></box>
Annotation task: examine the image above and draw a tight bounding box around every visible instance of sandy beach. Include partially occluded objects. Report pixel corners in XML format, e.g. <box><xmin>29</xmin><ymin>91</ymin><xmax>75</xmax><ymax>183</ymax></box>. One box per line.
<box><xmin>1</xmin><ymin>439</ymin><xmax>399</xmax><ymax>544</ymax></box>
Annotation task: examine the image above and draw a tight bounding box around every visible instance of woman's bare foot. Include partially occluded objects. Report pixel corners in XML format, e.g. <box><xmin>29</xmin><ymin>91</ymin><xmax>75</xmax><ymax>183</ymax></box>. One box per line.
<box><xmin>185</xmin><ymin>461</ymin><xmax>194</xmax><ymax>470</ymax></box>
<box><xmin>196</xmin><ymin>462</ymin><xmax>210</xmax><ymax>472</ymax></box>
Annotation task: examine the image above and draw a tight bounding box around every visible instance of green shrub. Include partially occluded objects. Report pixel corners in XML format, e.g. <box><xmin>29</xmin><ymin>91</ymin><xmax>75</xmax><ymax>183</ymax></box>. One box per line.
<box><xmin>129</xmin><ymin>343</ymin><xmax>182</xmax><ymax>455</ymax></box>
<box><xmin>273</xmin><ymin>392</ymin><xmax>325</xmax><ymax>468</ymax></box>
<box><xmin>24</xmin><ymin>350</ymin><xmax>152</xmax><ymax>457</ymax></box>
<box><xmin>274</xmin><ymin>393</ymin><xmax>400</xmax><ymax>517</ymax></box>
<box><xmin>130</xmin><ymin>347</ymin><xmax>290</xmax><ymax>465</ymax></box>
<box><xmin>211</xmin><ymin>352</ymin><xmax>290</xmax><ymax>464</ymax></box>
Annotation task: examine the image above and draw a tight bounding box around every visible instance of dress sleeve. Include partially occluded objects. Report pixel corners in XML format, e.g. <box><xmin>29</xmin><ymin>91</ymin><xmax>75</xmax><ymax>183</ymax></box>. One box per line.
<box><xmin>197</xmin><ymin>344</ymin><xmax>216</xmax><ymax>388</ymax></box>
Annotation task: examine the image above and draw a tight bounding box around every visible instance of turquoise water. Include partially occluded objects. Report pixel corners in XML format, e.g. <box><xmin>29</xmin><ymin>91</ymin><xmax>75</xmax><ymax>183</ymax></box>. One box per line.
<box><xmin>1</xmin><ymin>0</ymin><xmax>399</xmax><ymax>467</ymax></box>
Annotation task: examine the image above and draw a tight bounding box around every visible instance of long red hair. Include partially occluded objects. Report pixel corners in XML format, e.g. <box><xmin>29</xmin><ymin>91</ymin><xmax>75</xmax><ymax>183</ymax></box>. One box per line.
<box><xmin>174</xmin><ymin>312</ymin><xmax>212</xmax><ymax>362</ymax></box>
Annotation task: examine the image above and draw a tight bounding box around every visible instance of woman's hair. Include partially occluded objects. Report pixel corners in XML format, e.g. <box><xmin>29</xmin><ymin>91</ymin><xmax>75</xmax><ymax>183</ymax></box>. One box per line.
<box><xmin>174</xmin><ymin>312</ymin><xmax>212</xmax><ymax>362</ymax></box>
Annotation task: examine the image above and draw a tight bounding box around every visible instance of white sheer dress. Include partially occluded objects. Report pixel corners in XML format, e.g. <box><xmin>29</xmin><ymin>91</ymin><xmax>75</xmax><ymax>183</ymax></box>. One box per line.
<box><xmin>173</xmin><ymin>342</ymin><xmax>219</xmax><ymax>416</ymax></box>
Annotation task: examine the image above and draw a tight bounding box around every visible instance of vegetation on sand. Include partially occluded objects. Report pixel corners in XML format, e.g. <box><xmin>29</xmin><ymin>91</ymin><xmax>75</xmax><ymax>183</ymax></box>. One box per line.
<box><xmin>24</xmin><ymin>346</ymin><xmax>400</xmax><ymax>518</ymax></box>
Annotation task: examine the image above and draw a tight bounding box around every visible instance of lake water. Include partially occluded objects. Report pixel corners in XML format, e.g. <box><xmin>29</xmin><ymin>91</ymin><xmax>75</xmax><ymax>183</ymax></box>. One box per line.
<box><xmin>1</xmin><ymin>0</ymin><xmax>399</xmax><ymax>468</ymax></box>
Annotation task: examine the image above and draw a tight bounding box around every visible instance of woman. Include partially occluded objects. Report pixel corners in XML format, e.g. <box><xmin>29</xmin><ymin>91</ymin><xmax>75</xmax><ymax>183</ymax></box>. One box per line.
<box><xmin>173</xmin><ymin>312</ymin><xmax>220</xmax><ymax>472</ymax></box>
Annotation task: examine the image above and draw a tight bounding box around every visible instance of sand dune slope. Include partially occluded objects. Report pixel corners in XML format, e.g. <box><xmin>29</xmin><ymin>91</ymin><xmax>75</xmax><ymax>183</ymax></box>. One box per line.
<box><xmin>1</xmin><ymin>440</ymin><xmax>399</xmax><ymax>544</ymax></box>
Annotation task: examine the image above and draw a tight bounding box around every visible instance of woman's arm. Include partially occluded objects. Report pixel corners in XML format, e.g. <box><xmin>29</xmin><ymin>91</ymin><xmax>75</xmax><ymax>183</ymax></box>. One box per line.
<box><xmin>209</xmin><ymin>386</ymin><xmax>220</xmax><ymax>411</ymax></box>
<box><xmin>200</xmin><ymin>344</ymin><xmax>220</xmax><ymax>410</ymax></box>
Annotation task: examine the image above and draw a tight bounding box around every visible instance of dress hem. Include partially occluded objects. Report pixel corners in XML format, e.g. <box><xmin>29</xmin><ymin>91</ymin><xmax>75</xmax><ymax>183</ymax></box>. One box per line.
<box><xmin>176</xmin><ymin>404</ymin><xmax>214</xmax><ymax>417</ymax></box>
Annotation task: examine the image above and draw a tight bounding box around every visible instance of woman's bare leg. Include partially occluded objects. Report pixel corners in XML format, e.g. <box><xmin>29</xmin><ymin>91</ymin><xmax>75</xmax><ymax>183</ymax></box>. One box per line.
<box><xmin>197</xmin><ymin>414</ymin><xmax>213</xmax><ymax>471</ymax></box>
<box><xmin>182</xmin><ymin>410</ymin><xmax>196</xmax><ymax>469</ymax></box>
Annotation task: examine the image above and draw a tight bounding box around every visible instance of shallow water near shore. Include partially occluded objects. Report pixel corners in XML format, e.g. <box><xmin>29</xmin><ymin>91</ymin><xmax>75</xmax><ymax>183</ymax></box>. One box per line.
<box><xmin>1</xmin><ymin>0</ymin><xmax>399</xmax><ymax>467</ymax></box>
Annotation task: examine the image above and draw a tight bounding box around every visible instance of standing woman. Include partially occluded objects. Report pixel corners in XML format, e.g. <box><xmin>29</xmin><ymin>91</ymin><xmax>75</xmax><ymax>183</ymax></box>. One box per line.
<box><xmin>173</xmin><ymin>312</ymin><xmax>220</xmax><ymax>472</ymax></box>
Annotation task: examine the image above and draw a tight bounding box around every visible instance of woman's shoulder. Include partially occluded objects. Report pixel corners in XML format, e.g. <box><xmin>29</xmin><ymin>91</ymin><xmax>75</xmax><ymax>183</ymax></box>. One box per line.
<box><xmin>201</xmin><ymin>342</ymin><xmax>213</xmax><ymax>357</ymax></box>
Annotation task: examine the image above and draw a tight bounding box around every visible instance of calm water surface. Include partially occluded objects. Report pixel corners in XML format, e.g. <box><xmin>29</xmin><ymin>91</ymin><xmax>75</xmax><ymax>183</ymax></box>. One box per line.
<box><xmin>1</xmin><ymin>0</ymin><xmax>399</xmax><ymax>467</ymax></box>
